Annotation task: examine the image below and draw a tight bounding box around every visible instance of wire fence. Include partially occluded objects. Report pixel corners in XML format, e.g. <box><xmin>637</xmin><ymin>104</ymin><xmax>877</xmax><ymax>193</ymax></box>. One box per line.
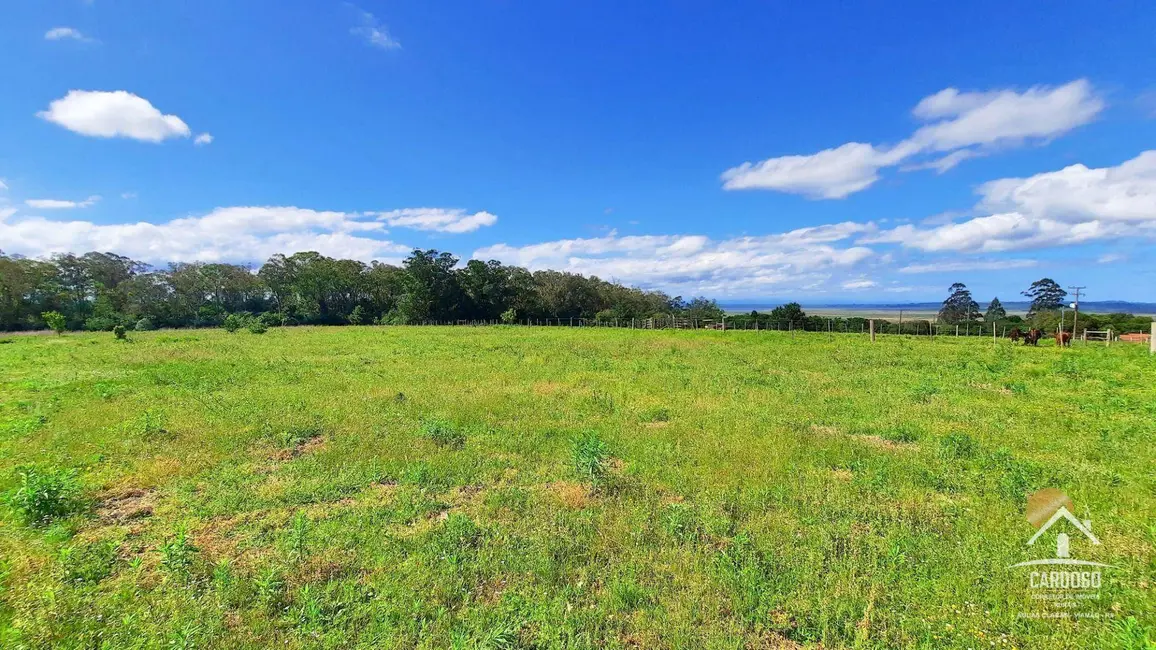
<box><xmin>403</xmin><ymin>316</ymin><xmax>1019</xmax><ymax>337</ymax></box>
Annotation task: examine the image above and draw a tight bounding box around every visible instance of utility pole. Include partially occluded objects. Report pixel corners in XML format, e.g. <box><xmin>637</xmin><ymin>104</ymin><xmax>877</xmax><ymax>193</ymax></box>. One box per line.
<box><xmin>1068</xmin><ymin>286</ymin><xmax>1085</xmax><ymax>340</ymax></box>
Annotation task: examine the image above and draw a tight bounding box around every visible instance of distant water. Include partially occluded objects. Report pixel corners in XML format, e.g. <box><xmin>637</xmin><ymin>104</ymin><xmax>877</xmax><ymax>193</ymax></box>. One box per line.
<box><xmin>721</xmin><ymin>301</ymin><xmax>1156</xmax><ymax>317</ymax></box>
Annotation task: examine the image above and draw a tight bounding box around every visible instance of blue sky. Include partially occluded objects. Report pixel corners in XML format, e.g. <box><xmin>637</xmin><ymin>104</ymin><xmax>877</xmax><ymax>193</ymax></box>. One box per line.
<box><xmin>2</xmin><ymin>1</ymin><xmax>1155</xmax><ymax>302</ymax></box>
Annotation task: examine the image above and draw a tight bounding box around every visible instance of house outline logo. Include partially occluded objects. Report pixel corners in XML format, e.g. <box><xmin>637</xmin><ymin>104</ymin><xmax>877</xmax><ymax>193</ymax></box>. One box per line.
<box><xmin>1008</xmin><ymin>503</ymin><xmax>1111</xmax><ymax>569</ymax></box>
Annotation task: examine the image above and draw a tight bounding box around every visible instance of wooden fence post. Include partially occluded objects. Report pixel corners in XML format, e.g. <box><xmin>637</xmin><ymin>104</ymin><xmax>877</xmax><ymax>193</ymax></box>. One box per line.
<box><xmin>869</xmin><ymin>319</ymin><xmax>876</xmax><ymax>343</ymax></box>
<box><xmin>1151</xmin><ymin>322</ymin><xmax>1155</xmax><ymax>354</ymax></box>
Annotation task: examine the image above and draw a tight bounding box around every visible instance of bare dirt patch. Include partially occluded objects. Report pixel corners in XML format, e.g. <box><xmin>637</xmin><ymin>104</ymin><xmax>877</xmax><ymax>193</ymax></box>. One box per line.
<box><xmin>97</xmin><ymin>488</ymin><xmax>157</xmax><ymax>524</ymax></box>
<box><xmin>269</xmin><ymin>435</ymin><xmax>327</xmax><ymax>461</ymax></box>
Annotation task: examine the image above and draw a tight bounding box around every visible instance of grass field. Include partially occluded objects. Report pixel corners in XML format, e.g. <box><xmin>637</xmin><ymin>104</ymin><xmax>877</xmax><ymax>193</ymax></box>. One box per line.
<box><xmin>1</xmin><ymin>327</ymin><xmax>1154</xmax><ymax>649</ymax></box>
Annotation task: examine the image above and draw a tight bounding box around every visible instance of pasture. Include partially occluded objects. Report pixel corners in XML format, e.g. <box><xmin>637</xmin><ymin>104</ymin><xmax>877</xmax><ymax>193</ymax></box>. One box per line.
<box><xmin>0</xmin><ymin>327</ymin><xmax>1153</xmax><ymax>649</ymax></box>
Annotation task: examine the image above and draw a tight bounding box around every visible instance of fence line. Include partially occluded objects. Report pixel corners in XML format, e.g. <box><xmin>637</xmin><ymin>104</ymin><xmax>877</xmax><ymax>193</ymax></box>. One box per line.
<box><xmin>398</xmin><ymin>316</ymin><xmax>1018</xmax><ymax>338</ymax></box>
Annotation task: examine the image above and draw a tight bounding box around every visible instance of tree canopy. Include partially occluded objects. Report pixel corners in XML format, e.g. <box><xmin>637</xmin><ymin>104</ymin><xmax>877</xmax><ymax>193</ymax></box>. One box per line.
<box><xmin>1022</xmin><ymin>278</ymin><xmax>1066</xmax><ymax>316</ymax></box>
<box><xmin>0</xmin><ymin>248</ymin><xmax>687</xmax><ymax>331</ymax></box>
<box><xmin>984</xmin><ymin>297</ymin><xmax>1007</xmax><ymax>322</ymax></box>
<box><xmin>938</xmin><ymin>283</ymin><xmax>981</xmax><ymax>324</ymax></box>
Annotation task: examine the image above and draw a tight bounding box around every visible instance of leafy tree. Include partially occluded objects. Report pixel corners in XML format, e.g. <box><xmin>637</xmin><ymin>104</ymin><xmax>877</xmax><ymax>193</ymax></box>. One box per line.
<box><xmin>984</xmin><ymin>297</ymin><xmax>1007</xmax><ymax>322</ymax></box>
<box><xmin>42</xmin><ymin>311</ymin><xmax>67</xmax><ymax>335</ymax></box>
<box><xmin>769</xmin><ymin>302</ymin><xmax>806</xmax><ymax>324</ymax></box>
<box><xmin>1022</xmin><ymin>279</ymin><xmax>1066</xmax><ymax>316</ymax></box>
<box><xmin>500</xmin><ymin>308</ymin><xmax>517</xmax><ymax>324</ymax></box>
<box><xmin>348</xmin><ymin>305</ymin><xmax>366</xmax><ymax>325</ymax></box>
<box><xmin>683</xmin><ymin>297</ymin><xmax>724</xmax><ymax>321</ymax></box>
<box><xmin>938</xmin><ymin>283</ymin><xmax>980</xmax><ymax>324</ymax></box>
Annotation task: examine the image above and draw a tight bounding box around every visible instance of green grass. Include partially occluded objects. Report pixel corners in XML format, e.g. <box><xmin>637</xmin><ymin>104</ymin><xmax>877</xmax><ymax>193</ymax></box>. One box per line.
<box><xmin>0</xmin><ymin>326</ymin><xmax>1153</xmax><ymax>649</ymax></box>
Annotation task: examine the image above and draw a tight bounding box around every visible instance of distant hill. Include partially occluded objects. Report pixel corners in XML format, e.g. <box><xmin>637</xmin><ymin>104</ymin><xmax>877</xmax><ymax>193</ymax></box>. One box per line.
<box><xmin>723</xmin><ymin>300</ymin><xmax>1156</xmax><ymax>317</ymax></box>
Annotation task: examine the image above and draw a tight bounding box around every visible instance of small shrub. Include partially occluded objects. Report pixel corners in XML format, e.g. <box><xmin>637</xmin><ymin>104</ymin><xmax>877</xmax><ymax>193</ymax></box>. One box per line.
<box><xmin>222</xmin><ymin>313</ymin><xmax>247</xmax><ymax>333</ymax></box>
<box><xmin>572</xmin><ymin>431</ymin><xmax>611</xmax><ymax>486</ymax></box>
<box><xmin>348</xmin><ymin>305</ymin><xmax>366</xmax><ymax>325</ymax></box>
<box><xmin>112</xmin><ymin>325</ymin><xmax>128</xmax><ymax>340</ymax></box>
<box><xmin>134</xmin><ymin>318</ymin><xmax>155</xmax><ymax>331</ymax></box>
<box><xmin>421</xmin><ymin>419</ymin><xmax>466</xmax><ymax>449</ymax></box>
<box><xmin>247</xmin><ymin>319</ymin><xmax>269</xmax><ymax>334</ymax></box>
<box><xmin>940</xmin><ymin>432</ymin><xmax>979</xmax><ymax>460</ymax></box>
<box><xmin>288</xmin><ymin>511</ymin><xmax>310</xmax><ymax>562</ymax></box>
<box><xmin>254</xmin><ymin>565</ymin><xmax>287</xmax><ymax>610</ymax></box>
<box><xmin>500</xmin><ymin>308</ymin><xmax>518</xmax><ymax>324</ymax></box>
<box><xmin>59</xmin><ymin>540</ymin><xmax>118</xmax><ymax>584</ymax></box>
<box><xmin>42</xmin><ymin>311</ymin><xmax>67</xmax><ymax>335</ymax></box>
<box><xmin>7</xmin><ymin>465</ymin><xmax>84</xmax><ymax>526</ymax></box>
<box><xmin>258</xmin><ymin>311</ymin><xmax>284</xmax><ymax>327</ymax></box>
<box><xmin>158</xmin><ymin>528</ymin><xmax>198</xmax><ymax>578</ymax></box>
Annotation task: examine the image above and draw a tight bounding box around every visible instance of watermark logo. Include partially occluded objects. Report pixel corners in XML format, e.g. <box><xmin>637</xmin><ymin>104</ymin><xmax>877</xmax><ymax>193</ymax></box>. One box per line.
<box><xmin>1010</xmin><ymin>488</ymin><xmax>1113</xmax><ymax>619</ymax></box>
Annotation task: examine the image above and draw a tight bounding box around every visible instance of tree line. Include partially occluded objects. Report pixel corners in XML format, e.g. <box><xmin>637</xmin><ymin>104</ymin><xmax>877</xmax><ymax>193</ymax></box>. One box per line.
<box><xmin>938</xmin><ymin>279</ymin><xmax>1151</xmax><ymax>335</ymax></box>
<box><xmin>0</xmin><ymin>249</ymin><xmax>727</xmax><ymax>332</ymax></box>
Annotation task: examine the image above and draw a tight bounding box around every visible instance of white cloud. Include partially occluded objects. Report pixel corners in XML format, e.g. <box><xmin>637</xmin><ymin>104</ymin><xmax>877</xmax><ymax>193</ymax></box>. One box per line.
<box><xmin>898</xmin><ymin>259</ymin><xmax>1038</xmax><ymax>274</ymax></box>
<box><xmin>868</xmin><ymin>150</ymin><xmax>1156</xmax><ymax>252</ymax></box>
<box><xmin>1</xmin><ymin>206</ymin><xmax>410</xmax><ymax>264</ymax></box>
<box><xmin>38</xmin><ymin>90</ymin><xmax>194</xmax><ymax>143</ymax></box>
<box><xmin>194</xmin><ymin>133</ymin><xmax>213</xmax><ymax>146</ymax></box>
<box><xmin>473</xmin><ymin>222</ymin><xmax>875</xmax><ymax>296</ymax></box>
<box><xmin>0</xmin><ymin>179</ymin><xmax>7</xmax><ymax>191</ymax></box>
<box><xmin>45</xmin><ymin>27</ymin><xmax>93</xmax><ymax>42</ymax></box>
<box><xmin>1097</xmin><ymin>253</ymin><xmax>1125</xmax><ymax>264</ymax></box>
<box><xmin>722</xmin><ymin>79</ymin><xmax>1103</xmax><ymax>198</ymax></box>
<box><xmin>842</xmin><ymin>279</ymin><xmax>878</xmax><ymax>290</ymax></box>
<box><xmin>0</xmin><ymin>204</ymin><xmax>500</xmax><ymax>264</ymax></box>
<box><xmin>25</xmin><ymin>195</ymin><xmax>101</xmax><ymax>209</ymax></box>
<box><xmin>0</xmin><ymin>207</ymin><xmax>16</xmax><ymax>220</ymax></box>
<box><xmin>721</xmin><ymin>142</ymin><xmax>896</xmax><ymax>199</ymax></box>
<box><xmin>121</xmin><ymin>192</ymin><xmax>138</xmax><ymax>200</ymax></box>
<box><xmin>907</xmin><ymin>80</ymin><xmax>1103</xmax><ymax>152</ymax></box>
<box><xmin>350</xmin><ymin>7</ymin><xmax>400</xmax><ymax>50</ymax></box>
<box><xmin>374</xmin><ymin>208</ymin><xmax>498</xmax><ymax>233</ymax></box>
<box><xmin>899</xmin><ymin>149</ymin><xmax>985</xmax><ymax>174</ymax></box>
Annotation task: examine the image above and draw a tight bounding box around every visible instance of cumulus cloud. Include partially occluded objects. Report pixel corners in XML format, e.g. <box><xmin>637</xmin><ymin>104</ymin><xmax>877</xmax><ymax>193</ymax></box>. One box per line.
<box><xmin>867</xmin><ymin>150</ymin><xmax>1156</xmax><ymax>252</ymax></box>
<box><xmin>721</xmin><ymin>143</ymin><xmax>898</xmax><ymax>199</ymax></box>
<box><xmin>842</xmin><ymin>279</ymin><xmax>878</xmax><ymax>290</ymax></box>
<box><xmin>0</xmin><ymin>204</ymin><xmax>498</xmax><ymax>264</ymax></box>
<box><xmin>0</xmin><ymin>206</ymin><xmax>409</xmax><ymax>264</ymax></box>
<box><xmin>194</xmin><ymin>133</ymin><xmax>213</xmax><ymax>146</ymax></box>
<box><xmin>37</xmin><ymin>90</ymin><xmax>194</xmax><ymax>143</ymax></box>
<box><xmin>45</xmin><ymin>27</ymin><xmax>93</xmax><ymax>42</ymax></box>
<box><xmin>374</xmin><ymin>208</ymin><xmax>498</xmax><ymax>233</ymax></box>
<box><xmin>722</xmin><ymin>79</ymin><xmax>1103</xmax><ymax>198</ymax></box>
<box><xmin>350</xmin><ymin>7</ymin><xmax>400</xmax><ymax>49</ymax></box>
<box><xmin>473</xmin><ymin>222</ymin><xmax>876</xmax><ymax>295</ymax></box>
<box><xmin>25</xmin><ymin>196</ymin><xmax>101</xmax><ymax>209</ymax></box>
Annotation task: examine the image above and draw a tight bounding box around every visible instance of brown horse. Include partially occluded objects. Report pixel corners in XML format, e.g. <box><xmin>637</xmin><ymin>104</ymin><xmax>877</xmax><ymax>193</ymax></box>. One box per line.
<box><xmin>1055</xmin><ymin>330</ymin><xmax>1072</xmax><ymax>347</ymax></box>
<box><xmin>1009</xmin><ymin>327</ymin><xmax>1023</xmax><ymax>342</ymax></box>
<box><xmin>1024</xmin><ymin>328</ymin><xmax>1042</xmax><ymax>346</ymax></box>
